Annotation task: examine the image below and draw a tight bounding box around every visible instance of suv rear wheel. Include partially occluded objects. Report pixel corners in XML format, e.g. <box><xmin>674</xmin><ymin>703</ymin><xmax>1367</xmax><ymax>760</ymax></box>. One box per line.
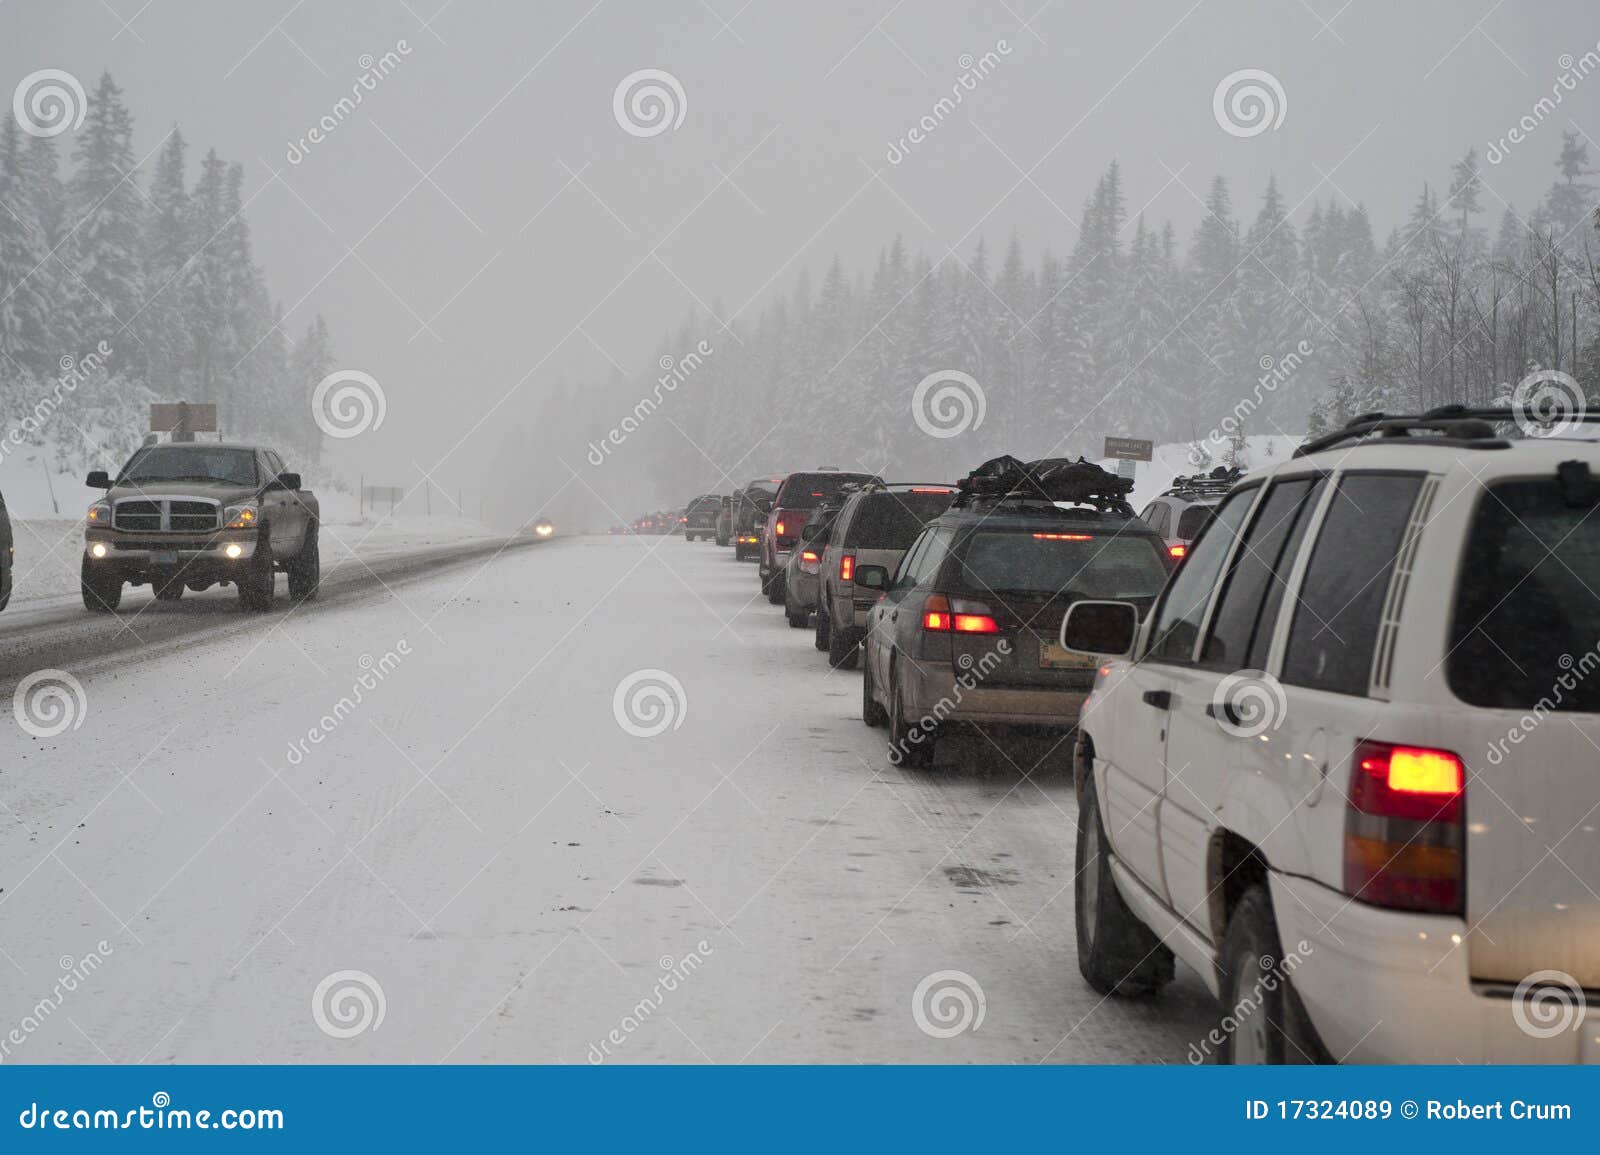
<box><xmin>828</xmin><ymin>622</ymin><xmax>858</xmax><ymax>670</ymax></box>
<box><xmin>888</xmin><ymin>663</ymin><xmax>934</xmax><ymax>768</ymax></box>
<box><xmin>862</xmin><ymin>656</ymin><xmax>887</xmax><ymax>727</ymax></box>
<box><xmin>814</xmin><ymin>598</ymin><xmax>831</xmax><ymax>652</ymax></box>
<box><xmin>1217</xmin><ymin>884</ymin><xmax>1324</xmax><ymax>1064</ymax></box>
<box><xmin>1075</xmin><ymin>775</ymin><xmax>1174</xmax><ymax>996</ymax></box>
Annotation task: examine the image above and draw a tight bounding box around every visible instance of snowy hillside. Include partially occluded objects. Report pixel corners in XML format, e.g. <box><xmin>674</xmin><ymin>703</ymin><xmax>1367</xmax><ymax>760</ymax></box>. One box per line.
<box><xmin>1094</xmin><ymin>433</ymin><xmax>1303</xmax><ymax>513</ymax></box>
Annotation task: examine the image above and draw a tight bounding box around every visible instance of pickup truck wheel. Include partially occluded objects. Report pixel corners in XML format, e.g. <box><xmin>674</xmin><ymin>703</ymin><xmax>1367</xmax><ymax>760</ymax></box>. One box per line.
<box><xmin>888</xmin><ymin>665</ymin><xmax>934</xmax><ymax>768</ymax></box>
<box><xmin>1075</xmin><ymin>775</ymin><xmax>1175</xmax><ymax>996</ymax></box>
<box><xmin>237</xmin><ymin>535</ymin><xmax>275</xmax><ymax>612</ymax></box>
<box><xmin>80</xmin><ymin>559</ymin><xmax>122</xmax><ymax>612</ymax></box>
<box><xmin>862</xmin><ymin>654</ymin><xmax>887</xmax><ymax>727</ymax></box>
<box><xmin>1217</xmin><ymin>885</ymin><xmax>1323</xmax><ymax>1064</ymax></box>
<box><xmin>288</xmin><ymin>522</ymin><xmax>320</xmax><ymax>602</ymax></box>
<box><xmin>766</xmin><ymin>572</ymin><xmax>785</xmax><ymax>605</ymax></box>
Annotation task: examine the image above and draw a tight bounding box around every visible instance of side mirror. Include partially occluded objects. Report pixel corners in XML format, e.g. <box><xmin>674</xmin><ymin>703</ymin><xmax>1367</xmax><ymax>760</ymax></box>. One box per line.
<box><xmin>853</xmin><ymin>564</ymin><xmax>889</xmax><ymax>590</ymax></box>
<box><xmin>1060</xmin><ymin>600</ymin><xmax>1139</xmax><ymax>658</ymax></box>
<box><xmin>86</xmin><ymin>470</ymin><xmax>111</xmax><ymax>489</ymax></box>
<box><xmin>274</xmin><ymin>472</ymin><xmax>302</xmax><ymax>492</ymax></box>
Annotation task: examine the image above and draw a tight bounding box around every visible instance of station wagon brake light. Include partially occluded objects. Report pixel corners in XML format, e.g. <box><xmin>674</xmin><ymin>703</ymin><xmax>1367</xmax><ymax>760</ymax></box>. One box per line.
<box><xmin>1032</xmin><ymin>532</ymin><xmax>1093</xmax><ymax>541</ymax></box>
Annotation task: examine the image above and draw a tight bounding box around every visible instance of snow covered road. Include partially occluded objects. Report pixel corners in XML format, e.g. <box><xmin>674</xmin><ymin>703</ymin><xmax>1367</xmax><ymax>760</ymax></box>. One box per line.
<box><xmin>1</xmin><ymin>534</ymin><xmax>1217</xmax><ymax>1063</ymax></box>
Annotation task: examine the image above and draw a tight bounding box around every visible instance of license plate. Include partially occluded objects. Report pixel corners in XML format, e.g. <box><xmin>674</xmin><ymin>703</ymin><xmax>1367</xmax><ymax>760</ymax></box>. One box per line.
<box><xmin>151</xmin><ymin>551</ymin><xmax>178</xmax><ymax>566</ymax></box>
<box><xmin>1039</xmin><ymin>640</ymin><xmax>1096</xmax><ymax>669</ymax></box>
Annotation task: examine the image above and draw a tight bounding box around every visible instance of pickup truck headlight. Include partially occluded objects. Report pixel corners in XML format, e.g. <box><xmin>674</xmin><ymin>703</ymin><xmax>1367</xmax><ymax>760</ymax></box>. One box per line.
<box><xmin>223</xmin><ymin>503</ymin><xmax>260</xmax><ymax>529</ymax></box>
<box><xmin>86</xmin><ymin>502</ymin><xmax>110</xmax><ymax>525</ymax></box>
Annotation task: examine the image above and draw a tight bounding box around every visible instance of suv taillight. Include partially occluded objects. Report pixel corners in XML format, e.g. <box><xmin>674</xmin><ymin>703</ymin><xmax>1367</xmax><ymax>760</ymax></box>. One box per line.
<box><xmin>775</xmin><ymin>520</ymin><xmax>786</xmax><ymax>537</ymax></box>
<box><xmin>1343</xmin><ymin>740</ymin><xmax>1465</xmax><ymax>915</ymax></box>
<box><xmin>840</xmin><ymin>554</ymin><xmax>854</xmax><ymax>582</ymax></box>
<box><xmin>921</xmin><ymin>594</ymin><xmax>1001</xmax><ymax>634</ymax></box>
<box><xmin>800</xmin><ymin>550</ymin><xmax>821</xmax><ymax>574</ymax></box>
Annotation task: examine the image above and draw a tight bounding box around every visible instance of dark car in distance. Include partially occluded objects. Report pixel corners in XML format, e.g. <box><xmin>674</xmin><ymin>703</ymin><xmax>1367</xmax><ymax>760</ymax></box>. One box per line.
<box><xmin>0</xmin><ymin>484</ymin><xmax>12</xmax><ymax>612</ymax></box>
<box><xmin>733</xmin><ymin>477</ymin><xmax>780</xmax><ymax>561</ymax></box>
<box><xmin>760</xmin><ymin>469</ymin><xmax>880</xmax><ymax>603</ymax></box>
<box><xmin>82</xmin><ymin>442</ymin><xmax>320</xmax><ymax>612</ymax></box>
<box><xmin>683</xmin><ymin>494</ymin><xmax>722</xmax><ymax>541</ymax></box>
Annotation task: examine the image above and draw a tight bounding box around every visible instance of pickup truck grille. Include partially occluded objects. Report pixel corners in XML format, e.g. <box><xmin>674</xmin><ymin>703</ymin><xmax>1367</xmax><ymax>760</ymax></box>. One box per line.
<box><xmin>112</xmin><ymin>498</ymin><xmax>220</xmax><ymax>532</ymax></box>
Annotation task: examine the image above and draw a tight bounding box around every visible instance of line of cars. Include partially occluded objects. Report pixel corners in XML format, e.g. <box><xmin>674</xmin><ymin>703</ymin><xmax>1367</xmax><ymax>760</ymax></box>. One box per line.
<box><xmin>697</xmin><ymin>407</ymin><xmax>1600</xmax><ymax>1064</ymax></box>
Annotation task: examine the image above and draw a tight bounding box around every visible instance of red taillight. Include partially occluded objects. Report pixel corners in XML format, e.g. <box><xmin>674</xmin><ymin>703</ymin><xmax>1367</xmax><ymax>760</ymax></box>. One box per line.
<box><xmin>1343</xmin><ymin>740</ymin><xmax>1465</xmax><ymax>915</ymax></box>
<box><xmin>801</xmin><ymin>550</ymin><xmax>819</xmax><ymax>562</ymax></box>
<box><xmin>909</xmin><ymin>487</ymin><xmax>953</xmax><ymax>494</ymax></box>
<box><xmin>1169</xmin><ymin>543</ymin><xmax>1187</xmax><ymax>559</ymax></box>
<box><xmin>840</xmin><ymin>554</ymin><xmax>855</xmax><ymax>582</ymax></box>
<box><xmin>921</xmin><ymin>594</ymin><xmax>1000</xmax><ymax>633</ymax></box>
<box><xmin>775</xmin><ymin>520</ymin><xmax>786</xmax><ymax>536</ymax></box>
<box><xmin>1032</xmin><ymin>532</ymin><xmax>1093</xmax><ymax>541</ymax></box>
<box><xmin>953</xmin><ymin>613</ymin><xmax>1000</xmax><ymax>634</ymax></box>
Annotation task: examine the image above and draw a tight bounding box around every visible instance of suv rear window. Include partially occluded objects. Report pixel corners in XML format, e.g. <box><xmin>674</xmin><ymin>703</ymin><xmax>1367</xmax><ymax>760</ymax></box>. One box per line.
<box><xmin>955</xmin><ymin>528</ymin><xmax>1169</xmax><ymax>599</ymax></box>
<box><xmin>1176</xmin><ymin>503</ymin><xmax>1216</xmax><ymax>539</ymax></box>
<box><xmin>775</xmin><ymin>473</ymin><xmax>877</xmax><ymax>510</ymax></box>
<box><xmin>843</xmin><ymin>492</ymin><xmax>952</xmax><ymax>547</ymax></box>
<box><xmin>1448</xmin><ymin>478</ymin><xmax>1600</xmax><ymax>711</ymax></box>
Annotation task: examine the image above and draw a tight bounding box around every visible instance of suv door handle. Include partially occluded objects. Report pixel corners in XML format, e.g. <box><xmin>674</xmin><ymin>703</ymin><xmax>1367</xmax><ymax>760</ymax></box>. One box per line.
<box><xmin>890</xmin><ymin>611</ymin><xmax>898</xmax><ymax>622</ymax></box>
<box><xmin>1141</xmin><ymin>690</ymin><xmax>1171</xmax><ymax>710</ymax></box>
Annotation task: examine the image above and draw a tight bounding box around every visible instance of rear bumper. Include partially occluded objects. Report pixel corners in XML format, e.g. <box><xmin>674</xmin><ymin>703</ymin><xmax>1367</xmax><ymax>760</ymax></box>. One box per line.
<box><xmin>1269</xmin><ymin>871</ymin><xmax>1600</xmax><ymax>1063</ymax></box>
<box><xmin>903</xmin><ymin>660</ymin><xmax>1086</xmax><ymax>728</ymax></box>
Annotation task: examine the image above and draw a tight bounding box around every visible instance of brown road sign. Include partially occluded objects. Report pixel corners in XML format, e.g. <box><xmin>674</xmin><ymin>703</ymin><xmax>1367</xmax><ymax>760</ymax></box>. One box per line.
<box><xmin>1103</xmin><ymin>436</ymin><xmax>1153</xmax><ymax>462</ymax></box>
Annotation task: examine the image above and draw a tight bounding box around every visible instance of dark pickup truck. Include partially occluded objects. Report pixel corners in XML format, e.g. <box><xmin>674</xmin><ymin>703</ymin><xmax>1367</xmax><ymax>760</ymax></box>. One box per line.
<box><xmin>83</xmin><ymin>441</ymin><xmax>320</xmax><ymax>612</ymax></box>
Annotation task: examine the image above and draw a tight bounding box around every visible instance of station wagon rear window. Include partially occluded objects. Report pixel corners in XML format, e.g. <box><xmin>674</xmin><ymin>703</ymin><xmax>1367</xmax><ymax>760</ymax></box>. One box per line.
<box><xmin>1448</xmin><ymin>477</ymin><xmax>1600</xmax><ymax>711</ymax></box>
<box><xmin>955</xmin><ymin>529</ymin><xmax>1169</xmax><ymax>599</ymax></box>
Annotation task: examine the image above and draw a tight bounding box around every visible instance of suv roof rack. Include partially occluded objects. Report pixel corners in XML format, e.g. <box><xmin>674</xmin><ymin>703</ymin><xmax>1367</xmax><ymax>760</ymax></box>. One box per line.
<box><xmin>1159</xmin><ymin>465</ymin><xmax>1241</xmax><ymax>499</ymax></box>
<box><xmin>1295</xmin><ymin>404</ymin><xmax>1600</xmax><ymax>457</ymax></box>
<box><xmin>951</xmin><ymin>455</ymin><xmax>1135</xmax><ymax>516</ymax></box>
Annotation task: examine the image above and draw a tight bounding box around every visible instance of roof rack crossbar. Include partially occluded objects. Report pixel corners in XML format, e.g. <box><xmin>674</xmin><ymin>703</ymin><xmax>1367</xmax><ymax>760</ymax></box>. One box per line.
<box><xmin>1295</xmin><ymin>404</ymin><xmax>1600</xmax><ymax>457</ymax></box>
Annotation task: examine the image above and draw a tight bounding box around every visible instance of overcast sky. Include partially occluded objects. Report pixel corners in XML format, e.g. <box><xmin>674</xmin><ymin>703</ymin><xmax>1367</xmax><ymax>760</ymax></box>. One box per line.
<box><xmin>6</xmin><ymin>0</ymin><xmax>1599</xmax><ymax>492</ymax></box>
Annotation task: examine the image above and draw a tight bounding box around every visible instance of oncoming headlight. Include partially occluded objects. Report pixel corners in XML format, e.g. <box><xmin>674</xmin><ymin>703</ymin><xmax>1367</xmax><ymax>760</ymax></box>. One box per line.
<box><xmin>86</xmin><ymin>502</ymin><xmax>110</xmax><ymax>525</ymax></box>
<box><xmin>223</xmin><ymin>503</ymin><xmax>259</xmax><ymax>529</ymax></box>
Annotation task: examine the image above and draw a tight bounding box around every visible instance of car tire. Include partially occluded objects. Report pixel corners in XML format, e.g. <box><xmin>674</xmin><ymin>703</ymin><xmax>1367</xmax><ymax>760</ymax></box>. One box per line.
<box><xmin>1217</xmin><ymin>885</ymin><xmax>1324</xmax><ymax>1064</ymax></box>
<box><xmin>288</xmin><ymin>521</ymin><xmax>320</xmax><ymax>603</ymax></box>
<box><xmin>154</xmin><ymin>578</ymin><xmax>184</xmax><ymax>601</ymax></box>
<box><xmin>814</xmin><ymin>598</ymin><xmax>831</xmax><ymax>651</ymax></box>
<box><xmin>787</xmin><ymin>607</ymin><xmax>809</xmax><ymax>628</ymax></box>
<box><xmin>765</xmin><ymin>572</ymin><xmax>784</xmax><ymax>604</ymax></box>
<box><xmin>828</xmin><ymin>622</ymin><xmax>859</xmax><ymax>670</ymax></box>
<box><xmin>862</xmin><ymin>653</ymin><xmax>887</xmax><ymax>727</ymax></box>
<box><xmin>237</xmin><ymin>533</ymin><xmax>275</xmax><ymax>612</ymax></box>
<box><xmin>80</xmin><ymin>559</ymin><xmax>122</xmax><ymax>613</ymax></box>
<box><xmin>888</xmin><ymin>663</ymin><xmax>934</xmax><ymax>768</ymax></box>
<box><xmin>1074</xmin><ymin>775</ymin><xmax>1175</xmax><ymax>997</ymax></box>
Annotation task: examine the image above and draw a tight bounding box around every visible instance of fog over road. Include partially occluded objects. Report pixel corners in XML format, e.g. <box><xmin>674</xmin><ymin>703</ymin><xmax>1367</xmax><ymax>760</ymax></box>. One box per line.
<box><xmin>1</xmin><ymin>534</ymin><xmax>1215</xmax><ymax>1063</ymax></box>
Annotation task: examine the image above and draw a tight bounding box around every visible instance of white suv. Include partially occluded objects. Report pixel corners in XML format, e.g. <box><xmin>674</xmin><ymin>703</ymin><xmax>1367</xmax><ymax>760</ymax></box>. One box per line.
<box><xmin>1061</xmin><ymin>409</ymin><xmax>1600</xmax><ymax>1064</ymax></box>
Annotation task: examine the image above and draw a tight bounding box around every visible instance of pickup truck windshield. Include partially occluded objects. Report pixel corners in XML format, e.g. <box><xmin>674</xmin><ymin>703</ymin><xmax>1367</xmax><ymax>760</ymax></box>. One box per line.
<box><xmin>119</xmin><ymin>447</ymin><xmax>258</xmax><ymax>487</ymax></box>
